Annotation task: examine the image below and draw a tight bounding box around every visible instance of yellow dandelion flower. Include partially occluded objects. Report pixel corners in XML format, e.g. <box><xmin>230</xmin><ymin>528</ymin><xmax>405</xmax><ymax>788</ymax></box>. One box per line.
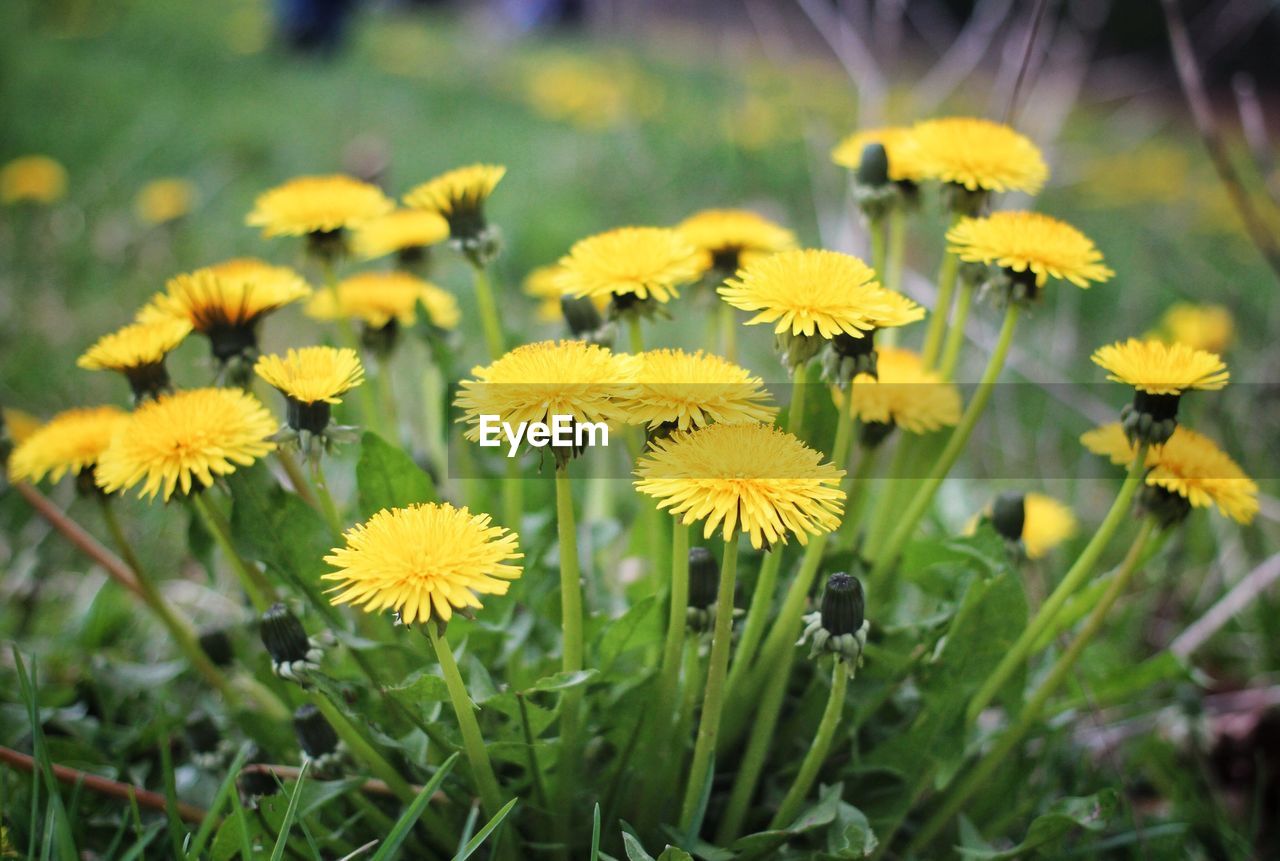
<box><xmin>246</xmin><ymin>174</ymin><xmax>393</xmax><ymax>238</ymax></box>
<box><xmin>1</xmin><ymin>155</ymin><xmax>67</xmax><ymax>205</ymax></box>
<box><xmin>676</xmin><ymin>209</ymin><xmax>797</xmax><ymax>273</ymax></box>
<box><xmin>255</xmin><ymin>347</ymin><xmax>365</xmax><ymax>405</ymax></box>
<box><xmin>634</xmin><ymin>422</ymin><xmax>845</xmax><ymax>549</ymax></box>
<box><xmin>8</xmin><ymin>406</ymin><xmax>128</xmax><ymax>485</ymax></box>
<box><xmin>841</xmin><ymin>347</ymin><xmax>961</xmax><ymax>435</ymax></box>
<box><xmin>1081</xmin><ymin>423</ymin><xmax>1258</xmax><ymax>524</ymax></box>
<box><xmin>135</xmin><ymin>178</ymin><xmax>198</xmax><ymax>225</ymax></box>
<box><xmin>95</xmin><ymin>388</ymin><xmax>277</xmax><ymax>500</ymax></box>
<box><xmin>404</xmin><ymin>164</ymin><xmax>506</xmax><ymax>239</ymax></box>
<box><xmin>3</xmin><ymin>408</ymin><xmax>42</xmax><ymax>446</ymax></box>
<box><xmin>831</xmin><ymin>126</ymin><xmax>926</xmax><ymax>182</ymax></box>
<box><xmin>323</xmin><ymin>502</ymin><xmax>523</xmax><ymax>625</ymax></box>
<box><xmin>77</xmin><ymin>317</ymin><xmax>191</xmax><ymax>399</ymax></box>
<box><xmin>1021</xmin><ymin>493</ymin><xmax>1078</xmax><ymax>559</ymax></box>
<box><xmin>307</xmin><ymin>271</ymin><xmax>460</xmax><ymax>330</ymax></box>
<box><xmin>911</xmin><ymin>117</ymin><xmax>1048</xmax><ymax>194</ymax></box>
<box><xmin>1092</xmin><ymin>339</ymin><xmax>1228</xmax><ymax>396</ymax></box>
<box><xmin>455</xmin><ymin>340</ymin><xmax>636</xmax><ymax>443</ymax></box>
<box><xmin>719</xmin><ymin>249</ymin><xmax>924</xmax><ymax>338</ymax></box>
<box><xmin>1155</xmin><ymin>303</ymin><xmax>1234</xmax><ymax>354</ymax></box>
<box><xmin>623</xmin><ymin>348</ymin><xmax>777</xmax><ymax>431</ymax></box>
<box><xmin>352</xmin><ymin>208</ymin><xmax>450</xmax><ymax>260</ymax></box>
<box><xmin>947</xmin><ymin>211</ymin><xmax>1114</xmax><ymax>288</ymax></box>
<box><xmin>556</xmin><ymin>226</ymin><xmax>707</xmax><ymax>306</ymax></box>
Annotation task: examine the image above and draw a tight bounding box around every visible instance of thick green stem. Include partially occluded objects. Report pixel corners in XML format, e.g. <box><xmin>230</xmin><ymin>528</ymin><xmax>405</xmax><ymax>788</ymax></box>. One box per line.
<box><xmin>679</xmin><ymin>537</ymin><xmax>740</xmax><ymax>832</ymax></box>
<box><xmin>830</xmin><ymin>391</ymin><xmax>855</xmax><ymax>473</ymax></box>
<box><xmin>885</xmin><ymin>208</ymin><xmax>908</xmax><ymax>295</ymax></box>
<box><xmin>870</xmin><ymin>304</ymin><xmax>1020</xmax><ymax>583</ymax></box>
<box><xmin>503</xmin><ymin>459</ymin><xmax>523</xmax><ymax>536</ymax></box>
<box><xmin>910</xmin><ymin>519</ymin><xmax>1157</xmax><ymax>853</ymax></box>
<box><xmin>374</xmin><ymin>357</ymin><xmax>400</xmax><ymax>442</ymax></box>
<box><xmin>965</xmin><ymin>444</ymin><xmax>1150</xmax><ymax>724</ymax></box>
<box><xmin>99</xmin><ymin>499</ymin><xmax>242</xmax><ymax>708</ymax></box>
<box><xmin>862</xmin><ymin>434</ymin><xmax>914</xmax><ymax>560</ymax></box>
<box><xmin>276</xmin><ymin>449</ymin><xmax>320</xmax><ymax>510</ymax></box>
<box><xmin>723</xmin><ymin>548</ymin><xmax>782</xmax><ymax>705</ymax></box>
<box><xmin>470</xmin><ymin>263</ymin><xmax>505</xmax><ymax>360</ymax></box>
<box><xmin>554</xmin><ymin>464</ymin><xmax>585</xmax><ymax>835</ymax></box>
<box><xmin>311</xmin><ymin>692</ymin><xmax>416</xmax><ymax>801</ymax></box>
<box><xmin>786</xmin><ymin>373</ymin><xmax>808</xmax><ymax>437</ymax></box>
<box><xmin>336</xmin><ymin>317</ymin><xmax>388</xmax><ymax>439</ymax></box>
<box><xmin>937</xmin><ymin>282</ymin><xmax>975</xmax><ymax>380</ymax></box>
<box><xmin>869</xmin><ymin>216</ymin><xmax>887</xmax><ymax>282</ymax></box>
<box><xmin>309</xmin><ymin>458</ymin><xmax>344</xmax><ymax>538</ymax></box>
<box><xmin>833</xmin><ymin>445</ymin><xmax>881</xmax><ymax>552</ymax></box>
<box><xmin>628</xmin><ymin>315</ymin><xmax>644</xmax><ymax>354</ymax></box>
<box><xmin>190</xmin><ymin>493</ymin><xmax>276</xmax><ymax>612</ymax></box>
<box><xmin>427</xmin><ymin>624</ymin><xmax>508</xmax><ymax>819</ymax></box>
<box><xmin>770</xmin><ymin>661</ymin><xmax>849</xmax><ymax>829</ymax></box>
<box><xmin>719</xmin><ymin>302</ymin><xmax>738</xmax><ymax>361</ymax></box>
<box><xmin>919</xmin><ymin>214</ymin><xmax>964</xmax><ymax>369</ymax></box>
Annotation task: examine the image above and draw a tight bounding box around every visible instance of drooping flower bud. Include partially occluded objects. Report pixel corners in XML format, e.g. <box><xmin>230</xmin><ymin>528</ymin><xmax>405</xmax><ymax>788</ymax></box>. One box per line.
<box><xmin>260</xmin><ymin>603</ymin><xmax>323</xmax><ymax>683</ymax></box>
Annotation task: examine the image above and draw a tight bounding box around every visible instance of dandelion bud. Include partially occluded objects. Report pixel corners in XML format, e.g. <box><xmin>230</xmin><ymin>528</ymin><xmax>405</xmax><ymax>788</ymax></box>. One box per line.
<box><xmin>855</xmin><ymin>143</ymin><xmax>890</xmax><ymax>188</ymax></box>
<box><xmin>286</xmin><ymin>398</ymin><xmax>332</xmax><ymax>436</ymax></box>
<box><xmin>686</xmin><ymin>546</ymin><xmax>721</xmax><ymax>633</ymax></box>
<box><xmin>775</xmin><ymin>330</ymin><xmax>824</xmax><ymax>375</ymax></box>
<box><xmin>560</xmin><ymin>294</ymin><xmax>610</xmax><ymax>345</ymax></box>
<box><xmin>198</xmin><ymin>628</ymin><xmax>235</xmax><ymax>668</ymax></box>
<box><xmin>799</xmin><ymin>571</ymin><xmax>870</xmax><ymax>678</ymax></box>
<box><xmin>1138</xmin><ymin>484</ymin><xmax>1192</xmax><ymax>529</ymax></box>
<box><xmin>293</xmin><ymin>704</ymin><xmax>341</xmax><ymax>766</ymax></box>
<box><xmin>306</xmin><ymin>228</ymin><xmax>348</xmax><ymax>264</ymax></box>
<box><xmin>260</xmin><ymin>603</ymin><xmax>323</xmax><ymax>682</ymax></box>
<box><xmin>822</xmin><ymin>330</ymin><xmax>878</xmax><ymax>387</ymax></box>
<box><xmin>990</xmin><ymin>492</ymin><xmax>1027</xmax><ymax>544</ymax></box>
<box><xmin>859</xmin><ymin>420</ymin><xmax>895</xmax><ymax>449</ymax></box>
<box><xmin>1121</xmin><ymin>391</ymin><xmax>1180</xmax><ymax>447</ymax></box>
<box><xmin>360</xmin><ymin>319</ymin><xmax>400</xmax><ymax>358</ymax></box>
<box><xmin>852</xmin><ymin>143</ymin><xmax>897</xmax><ymax>221</ymax></box>
<box><xmin>185</xmin><ymin>711</ymin><xmax>231</xmax><ymax>769</ymax></box>
<box><xmin>239</xmin><ymin>764</ymin><xmax>281</xmax><ymax>799</ymax></box>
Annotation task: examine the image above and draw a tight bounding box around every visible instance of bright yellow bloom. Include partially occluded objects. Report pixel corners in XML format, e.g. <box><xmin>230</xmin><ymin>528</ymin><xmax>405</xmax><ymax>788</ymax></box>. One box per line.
<box><xmin>719</xmin><ymin>249</ymin><xmax>923</xmax><ymax>338</ymax></box>
<box><xmin>1081</xmin><ymin>423</ymin><xmax>1258</xmax><ymax>524</ymax></box>
<box><xmin>841</xmin><ymin>347</ymin><xmax>961</xmax><ymax>434</ymax></box>
<box><xmin>96</xmin><ymin>388</ymin><xmax>277</xmax><ymax>500</ymax></box>
<box><xmin>1021</xmin><ymin>494</ymin><xmax>1078</xmax><ymax>559</ymax></box>
<box><xmin>323</xmin><ymin>502</ymin><xmax>523</xmax><ymax>625</ymax></box>
<box><xmin>455</xmin><ymin>340</ymin><xmax>636</xmax><ymax>442</ymax></box>
<box><xmin>911</xmin><ymin>117</ymin><xmax>1048</xmax><ymax>194</ymax></box>
<box><xmin>8</xmin><ymin>407</ymin><xmax>128</xmax><ymax>485</ymax></box>
<box><xmin>140</xmin><ymin>260</ymin><xmax>311</xmax><ymax>332</ymax></box>
<box><xmin>404</xmin><ymin>164</ymin><xmax>506</xmax><ymax>237</ymax></box>
<box><xmin>1155</xmin><ymin>303</ymin><xmax>1234</xmax><ymax>354</ymax></box>
<box><xmin>246</xmin><ymin>175</ymin><xmax>393</xmax><ymax>237</ymax></box>
<box><xmin>947</xmin><ymin>211</ymin><xmax>1114</xmax><ymax>288</ymax></box>
<box><xmin>3</xmin><ymin>409</ymin><xmax>41</xmax><ymax>446</ymax></box>
<box><xmin>1</xmin><ymin>155</ymin><xmax>67</xmax><ymax>204</ymax></box>
<box><xmin>135</xmin><ymin>178</ymin><xmax>198</xmax><ymax>225</ymax></box>
<box><xmin>556</xmin><ymin>227</ymin><xmax>707</xmax><ymax>305</ymax></box>
<box><xmin>634</xmin><ymin>422</ymin><xmax>845</xmax><ymax>549</ymax></box>
<box><xmin>676</xmin><ymin>209</ymin><xmax>797</xmax><ymax>272</ymax></box>
<box><xmin>255</xmin><ymin>347</ymin><xmax>365</xmax><ymax>405</ymax></box>
<box><xmin>77</xmin><ymin>317</ymin><xmax>191</xmax><ymax>374</ymax></box>
<box><xmin>1091</xmin><ymin>339</ymin><xmax>1228</xmax><ymax>395</ymax></box>
<box><xmin>623</xmin><ymin>348</ymin><xmax>777</xmax><ymax>431</ymax></box>
<box><xmin>831</xmin><ymin>126</ymin><xmax>926</xmax><ymax>182</ymax></box>
<box><xmin>352</xmin><ymin>209</ymin><xmax>450</xmax><ymax>259</ymax></box>
<box><xmin>307</xmin><ymin>271</ymin><xmax>460</xmax><ymax>330</ymax></box>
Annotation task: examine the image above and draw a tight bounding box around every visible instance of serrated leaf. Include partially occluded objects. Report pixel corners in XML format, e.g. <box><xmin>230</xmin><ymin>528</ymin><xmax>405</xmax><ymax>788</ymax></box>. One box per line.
<box><xmin>356</xmin><ymin>432</ymin><xmax>436</xmax><ymax>517</ymax></box>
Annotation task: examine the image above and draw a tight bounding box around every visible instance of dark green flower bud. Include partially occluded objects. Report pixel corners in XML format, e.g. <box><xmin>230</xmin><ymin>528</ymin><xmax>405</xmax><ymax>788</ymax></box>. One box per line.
<box><xmin>185</xmin><ymin>711</ymin><xmax>221</xmax><ymax>755</ymax></box>
<box><xmin>819</xmin><ymin>573</ymin><xmax>865</xmax><ymax>637</ymax></box>
<box><xmin>561</xmin><ymin>294</ymin><xmax>604</xmax><ymax>338</ymax></box>
<box><xmin>856</xmin><ymin>143</ymin><xmax>890</xmax><ymax>188</ymax></box>
<box><xmin>360</xmin><ymin>319</ymin><xmax>400</xmax><ymax>358</ymax></box>
<box><xmin>1121</xmin><ymin>390</ymin><xmax>1180</xmax><ymax>447</ymax></box>
<box><xmin>198</xmin><ymin>628</ymin><xmax>235</xmax><ymax>668</ymax></box>
<box><xmin>822</xmin><ymin>330</ymin><xmax>878</xmax><ymax>387</ymax></box>
<box><xmin>686</xmin><ymin>547</ymin><xmax>721</xmax><ymax>633</ymax></box>
<box><xmin>1138</xmin><ymin>484</ymin><xmax>1192</xmax><ymax>528</ymax></box>
<box><xmin>775</xmin><ymin>330</ymin><xmax>823</xmax><ymax>375</ymax></box>
<box><xmin>943</xmin><ymin>182</ymin><xmax>987</xmax><ymax>217</ymax></box>
<box><xmin>859</xmin><ymin>420</ymin><xmax>895</xmax><ymax>449</ymax></box>
<box><xmin>286</xmin><ymin>398</ymin><xmax>331</xmax><ymax>435</ymax></box>
<box><xmin>261</xmin><ymin>603</ymin><xmax>322</xmax><ymax>682</ymax></box>
<box><xmin>293</xmin><ymin>704</ymin><xmax>339</xmax><ymax>759</ymax></box>
<box><xmin>852</xmin><ymin>144</ymin><xmax>898</xmax><ymax>220</ymax></box>
<box><xmin>990</xmin><ymin>493</ymin><xmax>1026</xmax><ymax>544</ymax></box>
<box><xmin>307</xmin><ymin>228</ymin><xmax>348</xmax><ymax>263</ymax></box>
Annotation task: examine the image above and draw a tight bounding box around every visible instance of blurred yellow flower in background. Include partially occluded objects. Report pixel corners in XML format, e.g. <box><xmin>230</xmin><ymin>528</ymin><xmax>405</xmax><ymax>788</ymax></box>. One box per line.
<box><xmin>8</xmin><ymin>406</ymin><xmax>128</xmax><ymax>485</ymax></box>
<box><xmin>676</xmin><ymin>208</ymin><xmax>797</xmax><ymax>273</ymax></box>
<box><xmin>247</xmin><ymin>174</ymin><xmax>393</xmax><ymax>237</ymax></box>
<box><xmin>1153</xmin><ymin>303</ymin><xmax>1234</xmax><ymax>354</ymax></box>
<box><xmin>1</xmin><ymin>155</ymin><xmax>68</xmax><ymax>205</ymax></box>
<box><xmin>832</xmin><ymin>126</ymin><xmax>927</xmax><ymax>183</ymax></box>
<box><xmin>352</xmin><ymin>209</ymin><xmax>449</xmax><ymax>260</ymax></box>
<box><xmin>404</xmin><ymin>164</ymin><xmax>506</xmax><ymax>240</ymax></box>
<box><xmin>911</xmin><ymin>117</ymin><xmax>1048</xmax><ymax>194</ymax></box>
<box><xmin>135</xmin><ymin>178</ymin><xmax>198</xmax><ymax>225</ymax></box>
<box><xmin>841</xmin><ymin>347</ymin><xmax>961</xmax><ymax>435</ymax></box>
<box><xmin>307</xmin><ymin>271</ymin><xmax>460</xmax><ymax>330</ymax></box>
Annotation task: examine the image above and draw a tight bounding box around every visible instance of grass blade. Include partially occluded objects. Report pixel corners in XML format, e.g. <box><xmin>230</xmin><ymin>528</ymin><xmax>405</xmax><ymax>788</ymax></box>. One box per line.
<box><xmin>186</xmin><ymin>744</ymin><xmax>252</xmax><ymax>859</ymax></box>
<box><xmin>590</xmin><ymin>803</ymin><xmax>601</xmax><ymax>861</ymax></box>
<box><xmin>452</xmin><ymin>798</ymin><xmax>517</xmax><ymax>861</ymax></box>
<box><xmin>369</xmin><ymin>752</ymin><xmax>460</xmax><ymax>861</ymax></box>
<box><xmin>13</xmin><ymin>649</ymin><xmax>78</xmax><ymax>861</ymax></box>
<box><xmin>269</xmin><ymin>760</ymin><xmax>311</xmax><ymax>861</ymax></box>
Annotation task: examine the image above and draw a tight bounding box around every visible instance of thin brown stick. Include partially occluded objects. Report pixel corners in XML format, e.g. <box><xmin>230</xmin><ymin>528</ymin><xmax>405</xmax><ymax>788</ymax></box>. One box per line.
<box><xmin>0</xmin><ymin>744</ymin><xmax>207</xmax><ymax>823</ymax></box>
<box><xmin>1160</xmin><ymin>0</ymin><xmax>1280</xmax><ymax>284</ymax></box>
<box><xmin>14</xmin><ymin>482</ymin><xmax>143</xmax><ymax>599</ymax></box>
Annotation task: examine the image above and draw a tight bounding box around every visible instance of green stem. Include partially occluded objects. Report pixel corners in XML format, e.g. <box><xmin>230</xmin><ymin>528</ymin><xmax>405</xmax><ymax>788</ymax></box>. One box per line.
<box><xmin>311</xmin><ymin>692</ymin><xmax>413</xmax><ymax>800</ymax></box>
<box><xmin>374</xmin><ymin>356</ymin><xmax>400</xmax><ymax>442</ymax></box>
<box><xmin>554</xmin><ymin>464</ymin><xmax>584</xmax><ymax>829</ymax></box>
<box><xmin>870</xmin><ymin>304</ymin><xmax>1020</xmax><ymax>583</ymax></box>
<box><xmin>654</xmin><ymin>519</ymin><xmax>691</xmax><ymax>737</ymax></box>
<box><xmin>427</xmin><ymin>624</ymin><xmax>508</xmax><ymax>819</ymax></box>
<box><xmin>718</xmin><ymin>302</ymin><xmax>738</xmax><ymax>361</ymax></box>
<box><xmin>910</xmin><ymin>519</ymin><xmax>1157</xmax><ymax>853</ymax></box>
<box><xmin>919</xmin><ymin>214</ymin><xmax>964</xmax><ymax>369</ymax></box>
<box><xmin>190</xmin><ymin>493</ymin><xmax>276</xmax><ymax>612</ymax></box>
<box><xmin>832</xmin><ymin>445</ymin><xmax>881</xmax><ymax>552</ymax></box>
<box><xmin>503</xmin><ymin>459</ymin><xmax>523</xmax><ymax>535</ymax></box>
<box><xmin>861</xmin><ymin>433</ymin><xmax>914</xmax><ymax>560</ymax></box>
<box><xmin>420</xmin><ymin>362</ymin><xmax>446</xmax><ymax>480</ymax></box>
<box><xmin>786</xmin><ymin>372</ymin><xmax>808</xmax><ymax>438</ymax></box>
<box><xmin>723</xmin><ymin>547</ymin><xmax>782</xmax><ymax>705</ymax></box>
<box><xmin>885</xmin><ymin>209</ymin><xmax>908</xmax><ymax>295</ymax></box>
<box><xmin>869</xmin><ymin>216</ymin><xmax>887</xmax><ymax>281</ymax></box>
<box><xmin>965</xmin><ymin>444</ymin><xmax>1150</xmax><ymax>724</ymax></box>
<box><xmin>99</xmin><ymin>499</ymin><xmax>242</xmax><ymax>708</ymax></box>
<box><xmin>628</xmin><ymin>315</ymin><xmax>644</xmax><ymax>354</ymax></box>
<box><xmin>470</xmin><ymin>262</ymin><xmax>506</xmax><ymax>360</ymax></box>
<box><xmin>275</xmin><ymin>449</ymin><xmax>320</xmax><ymax>510</ymax></box>
<box><xmin>937</xmin><ymin>282</ymin><xmax>974</xmax><ymax>380</ymax></box>
<box><xmin>309</xmin><ymin>457</ymin><xmax>344</xmax><ymax>537</ymax></box>
<box><xmin>336</xmin><ymin>317</ymin><xmax>388</xmax><ymax>439</ymax></box>
<box><xmin>830</xmin><ymin>390</ymin><xmax>855</xmax><ymax>471</ymax></box>
<box><xmin>679</xmin><ymin>536</ymin><xmax>740</xmax><ymax>832</ymax></box>
<box><xmin>770</xmin><ymin>661</ymin><xmax>849</xmax><ymax>829</ymax></box>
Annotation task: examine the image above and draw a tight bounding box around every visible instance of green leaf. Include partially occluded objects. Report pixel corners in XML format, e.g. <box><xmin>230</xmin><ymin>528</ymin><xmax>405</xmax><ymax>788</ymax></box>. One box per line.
<box><xmin>957</xmin><ymin>790</ymin><xmax>1119</xmax><ymax>859</ymax></box>
<box><xmin>730</xmin><ymin>782</ymin><xmax>844</xmax><ymax>858</ymax></box>
<box><xmin>655</xmin><ymin>848</ymin><xmax>694</xmax><ymax>861</ymax></box>
<box><xmin>370</xmin><ymin>753</ymin><xmax>460</xmax><ymax>861</ymax></box>
<box><xmin>268</xmin><ymin>762</ymin><xmax>309</xmax><ymax>861</ymax></box>
<box><xmin>187</xmin><ymin>744</ymin><xmax>253</xmax><ymax>859</ymax></box>
<box><xmin>621</xmin><ymin>832</ymin><xmax>656</xmax><ymax>861</ymax></box>
<box><xmin>597</xmin><ymin>596</ymin><xmax>660</xmax><ymax>674</ymax></box>
<box><xmin>522</xmin><ymin>669</ymin><xmax>599</xmax><ymax>694</ymax></box>
<box><xmin>452</xmin><ymin>797</ymin><xmax>517</xmax><ymax>860</ymax></box>
<box><xmin>357</xmin><ymin>431</ymin><xmax>436</xmax><ymax>517</ymax></box>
